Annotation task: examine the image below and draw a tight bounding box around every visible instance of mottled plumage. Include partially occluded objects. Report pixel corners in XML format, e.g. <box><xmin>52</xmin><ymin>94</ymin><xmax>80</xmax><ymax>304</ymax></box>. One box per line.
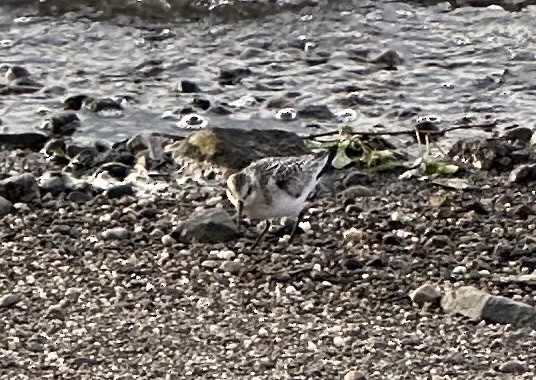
<box><xmin>226</xmin><ymin>150</ymin><xmax>333</xmax><ymax>247</ymax></box>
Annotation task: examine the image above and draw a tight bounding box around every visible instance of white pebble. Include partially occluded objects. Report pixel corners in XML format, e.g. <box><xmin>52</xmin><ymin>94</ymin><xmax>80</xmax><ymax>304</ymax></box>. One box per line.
<box><xmin>452</xmin><ymin>265</ymin><xmax>467</xmax><ymax>275</ymax></box>
<box><xmin>161</xmin><ymin>235</ymin><xmax>176</xmax><ymax>247</ymax></box>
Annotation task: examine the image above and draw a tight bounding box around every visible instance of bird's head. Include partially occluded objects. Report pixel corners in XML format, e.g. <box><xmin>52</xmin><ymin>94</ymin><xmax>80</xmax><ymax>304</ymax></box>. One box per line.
<box><xmin>226</xmin><ymin>171</ymin><xmax>257</xmax><ymax>229</ymax></box>
<box><xmin>6</xmin><ymin>66</ymin><xmax>31</xmax><ymax>82</ymax></box>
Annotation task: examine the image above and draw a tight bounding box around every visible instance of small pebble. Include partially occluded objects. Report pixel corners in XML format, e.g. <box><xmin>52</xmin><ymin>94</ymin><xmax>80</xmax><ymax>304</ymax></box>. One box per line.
<box><xmin>161</xmin><ymin>234</ymin><xmax>176</xmax><ymax>247</ymax></box>
<box><xmin>102</xmin><ymin>227</ymin><xmax>129</xmax><ymax>240</ymax></box>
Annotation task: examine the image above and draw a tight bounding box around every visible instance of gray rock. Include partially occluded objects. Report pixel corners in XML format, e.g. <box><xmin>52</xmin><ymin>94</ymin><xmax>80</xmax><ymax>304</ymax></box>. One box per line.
<box><xmin>105</xmin><ymin>184</ymin><xmax>134</xmax><ymax>199</ymax></box>
<box><xmin>410</xmin><ymin>283</ymin><xmax>442</xmax><ymax>306</ymax></box>
<box><xmin>442</xmin><ymin>286</ymin><xmax>536</xmax><ymax>329</ymax></box>
<box><xmin>341</xmin><ymin>185</ymin><xmax>375</xmax><ymax>199</ymax></box>
<box><xmin>0</xmin><ymin>133</ymin><xmax>49</xmax><ymax>151</ymax></box>
<box><xmin>0</xmin><ymin>196</ymin><xmax>13</xmax><ymax>217</ymax></box>
<box><xmin>508</xmin><ymin>163</ymin><xmax>536</xmax><ymax>183</ymax></box>
<box><xmin>498</xmin><ymin>361</ymin><xmax>527</xmax><ymax>374</ymax></box>
<box><xmin>370</xmin><ymin>49</ymin><xmax>403</xmax><ymax>70</ymax></box>
<box><xmin>172</xmin><ymin>209</ymin><xmax>239</xmax><ymax>244</ymax></box>
<box><xmin>0</xmin><ymin>173</ymin><xmax>40</xmax><ymax>203</ymax></box>
<box><xmin>161</xmin><ymin>234</ymin><xmax>176</xmax><ymax>247</ymax></box>
<box><xmin>344</xmin><ymin>370</ymin><xmax>368</xmax><ymax>380</ymax></box>
<box><xmin>448</xmin><ymin>138</ymin><xmax>530</xmax><ymax>171</ymax></box>
<box><xmin>173</xmin><ymin>127</ymin><xmax>308</xmax><ymax>169</ymax></box>
<box><xmin>102</xmin><ymin>227</ymin><xmax>129</xmax><ymax>240</ymax></box>
<box><xmin>39</xmin><ymin>175</ymin><xmax>66</xmax><ymax>196</ymax></box>
<box><xmin>0</xmin><ymin>293</ymin><xmax>22</xmax><ymax>308</ymax></box>
<box><xmin>42</xmin><ymin>113</ymin><xmax>81</xmax><ymax>136</ymax></box>
<box><xmin>67</xmin><ymin>191</ymin><xmax>91</xmax><ymax>204</ymax></box>
<box><xmin>221</xmin><ymin>261</ymin><xmax>242</xmax><ymax>275</ymax></box>
<box><xmin>297</xmin><ymin>104</ymin><xmax>335</xmax><ymax>120</ymax></box>
<box><xmin>342</xmin><ymin>171</ymin><xmax>371</xmax><ymax>187</ymax></box>
<box><xmin>501</xmin><ymin>126</ymin><xmax>533</xmax><ymax>145</ymax></box>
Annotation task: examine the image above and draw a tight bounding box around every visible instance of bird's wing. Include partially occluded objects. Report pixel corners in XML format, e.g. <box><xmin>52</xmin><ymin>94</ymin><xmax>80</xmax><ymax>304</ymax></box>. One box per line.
<box><xmin>250</xmin><ymin>155</ymin><xmax>324</xmax><ymax>199</ymax></box>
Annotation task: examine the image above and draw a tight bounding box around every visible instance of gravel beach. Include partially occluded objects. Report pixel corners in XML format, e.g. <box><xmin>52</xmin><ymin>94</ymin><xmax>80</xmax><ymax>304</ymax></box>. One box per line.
<box><xmin>0</xmin><ymin>141</ymin><xmax>535</xmax><ymax>379</ymax></box>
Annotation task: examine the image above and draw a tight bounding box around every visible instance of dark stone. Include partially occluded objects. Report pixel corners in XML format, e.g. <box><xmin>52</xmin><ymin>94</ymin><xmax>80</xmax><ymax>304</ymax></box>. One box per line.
<box><xmin>0</xmin><ymin>196</ymin><xmax>13</xmax><ymax>217</ymax></box>
<box><xmin>42</xmin><ymin>113</ymin><xmax>81</xmax><ymax>136</ymax></box>
<box><xmin>382</xmin><ymin>234</ymin><xmax>403</xmax><ymax>246</ymax></box>
<box><xmin>138</xmin><ymin>207</ymin><xmax>158</xmax><ymax>219</ymax></box>
<box><xmin>218</xmin><ymin>65</ymin><xmax>251</xmax><ymax>85</ymax></box>
<box><xmin>67</xmin><ymin>191</ymin><xmax>91</xmax><ymax>204</ymax></box>
<box><xmin>512</xmin><ymin>204</ymin><xmax>533</xmax><ymax>220</ymax></box>
<box><xmin>508</xmin><ymin>164</ymin><xmax>536</xmax><ymax>183</ymax></box>
<box><xmin>43</xmin><ymin>85</ymin><xmax>66</xmax><ymax>95</ymax></box>
<box><xmin>180</xmin><ymin>80</ymin><xmax>200</xmax><ymax>93</ymax></box>
<box><xmin>0</xmin><ymin>293</ymin><xmax>22</xmax><ymax>308</ymax></box>
<box><xmin>424</xmin><ymin>235</ymin><xmax>452</xmax><ymax>249</ymax></box>
<box><xmin>463</xmin><ymin>200</ymin><xmax>489</xmax><ymax>215</ymax></box>
<box><xmin>448</xmin><ymin>138</ymin><xmax>532</xmax><ymax>171</ymax></box>
<box><xmin>0</xmin><ymin>173</ymin><xmax>40</xmax><ymax>203</ymax></box>
<box><xmin>501</xmin><ymin>126</ymin><xmax>533</xmax><ymax>146</ymax></box>
<box><xmin>342</xmin><ymin>257</ymin><xmax>363</xmax><ymax>270</ymax></box>
<box><xmin>64</xmin><ymin>95</ymin><xmax>123</xmax><ymax>112</ymax></box>
<box><xmin>105</xmin><ymin>184</ymin><xmax>134</xmax><ymax>199</ymax></box>
<box><xmin>174</xmin><ymin>127</ymin><xmax>309</xmax><ymax>169</ymax></box>
<box><xmin>370</xmin><ymin>50</ymin><xmax>403</xmax><ymax>70</ymax></box>
<box><xmin>0</xmin><ymin>133</ymin><xmax>49</xmax><ymax>151</ymax></box>
<box><xmin>482</xmin><ymin>294</ymin><xmax>536</xmax><ymax>329</ymax></box>
<box><xmin>365</xmin><ymin>255</ymin><xmax>387</xmax><ymax>268</ymax></box>
<box><xmin>96</xmin><ymin>162</ymin><xmax>131</xmax><ymax>180</ymax></box>
<box><xmin>342</xmin><ymin>171</ymin><xmax>372</xmax><ymax>187</ymax></box>
<box><xmin>209</xmin><ymin>105</ymin><xmax>233</xmax><ymax>115</ymax></box>
<box><xmin>297</xmin><ymin>104</ymin><xmax>335</xmax><ymax>120</ymax></box>
<box><xmin>39</xmin><ymin>175</ymin><xmax>66</xmax><ymax>196</ymax></box>
<box><xmin>192</xmin><ymin>97</ymin><xmax>211</xmax><ymax>110</ymax></box>
<box><xmin>171</xmin><ymin>209</ymin><xmax>239</xmax><ymax>244</ymax></box>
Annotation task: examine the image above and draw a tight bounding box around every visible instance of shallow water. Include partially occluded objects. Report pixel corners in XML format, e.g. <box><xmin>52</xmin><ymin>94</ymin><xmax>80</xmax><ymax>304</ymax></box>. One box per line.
<box><xmin>1</xmin><ymin>0</ymin><xmax>536</xmax><ymax>144</ymax></box>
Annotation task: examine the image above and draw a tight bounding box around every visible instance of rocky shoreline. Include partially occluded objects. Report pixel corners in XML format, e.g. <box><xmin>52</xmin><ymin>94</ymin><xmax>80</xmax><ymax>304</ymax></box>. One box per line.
<box><xmin>1</xmin><ymin>124</ymin><xmax>535</xmax><ymax>379</ymax></box>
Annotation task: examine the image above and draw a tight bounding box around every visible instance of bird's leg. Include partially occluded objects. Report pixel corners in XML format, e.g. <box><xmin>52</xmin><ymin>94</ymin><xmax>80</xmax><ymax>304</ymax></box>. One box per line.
<box><xmin>251</xmin><ymin>220</ymin><xmax>270</xmax><ymax>250</ymax></box>
<box><xmin>288</xmin><ymin>209</ymin><xmax>306</xmax><ymax>244</ymax></box>
<box><xmin>236</xmin><ymin>200</ymin><xmax>243</xmax><ymax>232</ymax></box>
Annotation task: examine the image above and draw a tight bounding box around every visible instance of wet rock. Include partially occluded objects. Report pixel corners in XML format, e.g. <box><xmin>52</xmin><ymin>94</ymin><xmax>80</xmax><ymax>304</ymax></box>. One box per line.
<box><xmin>126</xmin><ymin>135</ymin><xmax>149</xmax><ymax>155</ymax></box>
<box><xmin>0</xmin><ymin>293</ymin><xmax>22</xmax><ymax>308</ymax></box>
<box><xmin>102</xmin><ymin>227</ymin><xmax>129</xmax><ymax>240</ymax></box>
<box><xmin>105</xmin><ymin>184</ymin><xmax>134</xmax><ymax>199</ymax></box>
<box><xmin>64</xmin><ymin>94</ymin><xmax>123</xmax><ymax>113</ymax></box>
<box><xmin>0</xmin><ymin>196</ymin><xmax>12</xmax><ymax>217</ymax></box>
<box><xmin>0</xmin><ymin>133</ymin><xmax>49</xmax><ymax>151</ymax></box>
<box><xmin>0</xmin><ymin>173</ymin><xmax>40</xmax><ymax>203</ymax></box>
<box><xmin>365</xmin><ymin>255</ymin><xmax>387</xmax><ymax>268</ymax></box>
<box><xmin>442</xmin><ymin>286</ymin><xmax>536</xmax><ymax>328</ymax></box>
<box><xmin>67</xmin><ymin>190</ymin><xmax>91</xmax><ymax>204</ymax></box>
<box><xmin>501</xmin><ymin>126</ymin><xmax>533</xmax><ymax>146</ymax></box>
<box><xmin>423</xmin><ymin>235</ymin><xmax>452</xmax><ymax>249</ymax></box>
<box><xmin>173</xmin><ymin>127</ymin><xmax>308</xmax><ymax>169</ymax></box>
<box><xmin>42</xmin><ymin>112</ymin><xmax>81</xmax><ymax>136</ymax></box>
<box><xmin>95</xmin><ymin>162</ymin><xmax>131</xmax><ymax>180</ymax></box>
<box><xmin>138</xmin><ymin>207</ymin><xmax>158</xmax><ymax>219</ymax></box>
<box><xmin>39</xmin><ymin>174</ymin><xmax>66</xmax><ymax>196</ymax></box>
<box><xmin>218</xmin><ymin>65</ymin><xmax>251</xmax><ymax>85</ymax></box>
<box><xmin>297</xmin><ymin>104</ymin><xmax>334</xmax><ymax>120</ymax></box>
<box><xmin>370</xmin><ymin>49</ymin><xmax>403</xmax><ymax>70</ymax></box>
<box><xmin>192</xmin><ymin>97</ymin><xmax>211</xmax><ymax>110</ymax></box>
<box><xmin>342</xmin><ymin>257</ymin><xmax>363</xmax><ymax>270</ymax></box>
<box><xmin>508</xmin><ymin>163</ymin><xmax>536</xmax><ymax>183</ymax></box>
<box><xmin>498</xmin><ymin>361</ymin><xmax>527</xmax><ymax>374</ymax></box>
<box><xmin>43</xmin><ymin>85</ymin><xmax>66</xmax><ymax>95</ymax></box>
<box><xmin>180</xmin><ymin>79</ymin><xmax>200</xmax><ymax>93</ymax></box>
<box><xmin>410</xmin><ymin>283</ymin><xmax>442</xmax><ymax>306</ymax></box>
<box><xmin>342</xmin><ymin>171</ymin><xmax>371</xmax><ymax>187</ymax></box>
<box><xmin>448</xmin><ymin>138</ymin><xmax>531</xmax><ymax>171</ymax></box>
<box><xmin>344</xmin><ymin>370</ymin><xmax>368</xmax><ymax>380</ymax></box>
<box><xmin>171</xmin><ymin>209</ymin><xmax>239</xmax><ymax>244</ymax></box>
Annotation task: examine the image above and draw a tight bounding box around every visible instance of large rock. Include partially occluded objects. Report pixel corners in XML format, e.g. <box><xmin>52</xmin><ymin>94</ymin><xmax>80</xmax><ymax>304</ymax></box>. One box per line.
<box><xmin>442</xmin><ymin>286</ymin><xmax>536</xmax><ymax>329</ymax></box>
<box><xmin>173</xmin><ymin>127</ymin><xmax>309</xmax><ymax>169</ymax></box>
<box><xmin>508</xmin><ymin>163</ymin><xmax>536</xmax><ymax>183</ymax></box>
<box><xmin>0</xmin><ymin>133</ymin><xmax>49</xmax><ymax>151</ymax></box>
<box><xmin>448</xmin><ymin>138</ymin><xmax>533</xmax><ymax>171</ymax></box>
<box><xmin>0</xmin><ymin>196</ymin><xmax>13</xmax><ymax>217</ymax></box>
<box><xmin>0</xmin><ymin>173</ymin><xmax>40</xmax><ymax>203</ymax></box>
<box><xmin>171</xmin><ymin>209</ymin><xmax>239</xmax><ymax>243</ymax></box>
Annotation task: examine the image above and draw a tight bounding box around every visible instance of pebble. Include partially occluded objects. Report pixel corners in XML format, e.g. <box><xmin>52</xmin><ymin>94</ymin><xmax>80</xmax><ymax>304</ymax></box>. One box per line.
<box><xmin>0</xmin><ymin>293</ymin><xmax>22</xmax><ymax>308</ymax></box>
<box><xmin>410</xmin><ymin>283</ymin><xmax>442</xmax><ymax>306</ymax></box>
<box><xmin>201</xmin><ymin>260</ymin><xmax>219</xmax><ymax>269</ymax></box>
<box><xmin>452</xmin><ymin>265</ymin><xmax>467</xmax><ymax>275</ymax></box>
<box><xmin>499</xmin><ymin>361</ymin><xmax>527</xmax><ymax>374</ymax></box>
<box><xmin>102</xmin><ymin>227</ymin><xmax>129</xmax><ymax>240</ymax></box>
<box><xmin>343</xmin><ymin>227</ymin><xmax>364</xmax><ymax>243</ymax></box>
<box><xmin>221</xmin><ymin>261</ymin><xmax>242</xmax><ymax>275</ymax></box>
<box><xmin>344</xmin><ymin>371</ymin><xmax>368</xmax><ymax>380</ymax></box>
<box><xmin>161</xmin><ymin>234</ymin><xmax>176</xmax><ymax>247</ymax></box>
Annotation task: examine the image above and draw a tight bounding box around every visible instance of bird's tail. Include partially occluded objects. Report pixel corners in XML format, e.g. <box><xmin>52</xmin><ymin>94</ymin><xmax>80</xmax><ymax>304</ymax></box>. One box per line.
<box><xmin>315</xmin><ymin>147</ymin><xmax>337</xmax><ymax>179</ymax></box>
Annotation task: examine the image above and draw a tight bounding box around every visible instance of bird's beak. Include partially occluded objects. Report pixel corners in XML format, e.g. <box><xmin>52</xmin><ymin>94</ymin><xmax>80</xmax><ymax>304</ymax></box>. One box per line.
<box><xmin>236</xmin><ymin>200</ymin><xmax>243</xmax><ymax>231</ymax></box>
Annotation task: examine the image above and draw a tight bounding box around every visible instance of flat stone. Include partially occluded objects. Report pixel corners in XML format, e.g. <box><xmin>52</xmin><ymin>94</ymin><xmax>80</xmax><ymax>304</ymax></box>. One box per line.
<box><xmin>498</xmin><ymin>361</ymin><xmax>527</xmax><ymax>374</ymax></box>
<box><xmin>173</xmin><ymin>127</ymin><xmax>308</xmax><ymax>169</ymax></box>
<box><xmin>102</xmin><ymin>227</ymin><xmax>129</xmax><ymax>240</ymax></box>
<box><xmin>171</xmin><ymin>208</ymin><xmax>239</xmax><ymax>244</ymax></box>
<box><xmin>0</xmin><ymin>293</ymin><xmax>22</xmax><ymax>308</ymax></box>
<box><xmin>442</xmin><ymin>286</ymin><xmax>536</xmax><ymax>328</ymax></box>
<box><xmin>0</xmin><ymin>133</ymin><xmax>49</xmax><ymax>151</ymax></box>
<box><xmin>0</xmin><ymin>173</ymin><xmax>40</xmax><ymax>203</ymax></box>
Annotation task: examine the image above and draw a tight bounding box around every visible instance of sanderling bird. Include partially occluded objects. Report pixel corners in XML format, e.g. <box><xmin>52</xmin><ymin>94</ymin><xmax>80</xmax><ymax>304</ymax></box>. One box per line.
<box><xmin>226</xmin><ymin>150</ymin><xmax>335</xmax><ymax>248</ymax></box>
